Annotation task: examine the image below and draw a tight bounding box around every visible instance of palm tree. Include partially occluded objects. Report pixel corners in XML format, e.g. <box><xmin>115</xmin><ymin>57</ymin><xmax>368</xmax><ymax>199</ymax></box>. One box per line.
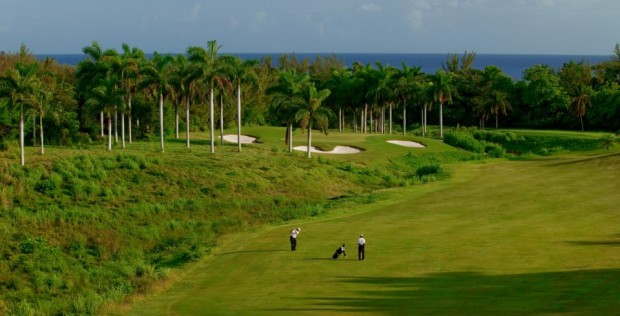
<box><xmin>220</xmin><ymin>55</ymin><xmax>258</xmax><ymax>152</ymax></box>
<box><xmin>118</xmin><ymin>44</ymin><xmax>145</xmax><ymax>145</ymax></box>
<box><xmin>394</xmin><ymin>63</ymin><xmax>423</xmax><ymax>135</ymax></box>
<box><xmin>368</xmin><ymin>63</ymin><xmax>396</xmax><ymax>134</ymax></box>
<box><xmin>140</xmin><ymin>52</ymin><xmax>174</xmax><ymax>152</ymax></box>
<box><xmin>419</xmin><ymin>80</ymin><xmax>435</xmax><ymax>137</ymax></box>
<box><xmin>430</xmin><ymin>70</ymin><xmax>455</xmax><ymax>138</ymax></box>
<box><xmin>296</xmin><ymin>82</ymin><xmax>332</xmax><ymax>158</ymax></box>
<box><xmin>169</xmin><ymin>54</ymin><xmax>189</xmax><ymax>141</ymax></box>
<box><xmin>86</xmin><ymin>75</ymin><xmax>123</xmax><ymax>151</ymax></box>
<box><xmin>188</xmin><ymin>40</ymin><xmax>228</xmax><ymax>153</ymax></box>
<box><xmin>267</xmin><ymin>69</ymin><xmax>309</xmax><ymax>152</ymax></box>
<box><xmin>481</xmin><ymin>66</ymin><xmax>513</xmax><ymax>129</ymax></box>
<box><xmin>0</xmin><ymin>62</ymin><xmax>39</xmax><ymax>165</ymax></box>
<box><xmin>559</xmin><ymin>61</ymin><xmax>593</xmax><ymax>131</ymax></box>
<box><xmin>77</xmin><ymin>42</ymin><xmax>122</xmax><ymax>139</ymax></box>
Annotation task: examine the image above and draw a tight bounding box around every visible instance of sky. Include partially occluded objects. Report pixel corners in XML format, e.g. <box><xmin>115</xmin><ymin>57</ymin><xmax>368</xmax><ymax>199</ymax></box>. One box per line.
<box><xmin>0</xmin><ymin>0</ymin><xmax>618</xmax><ymax>55</ymax></box>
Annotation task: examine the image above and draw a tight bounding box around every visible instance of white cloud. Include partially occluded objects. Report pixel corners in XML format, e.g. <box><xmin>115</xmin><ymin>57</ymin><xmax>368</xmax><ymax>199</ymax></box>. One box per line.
<box><xmin>255</xmin><ymin>10</ymin><xmax>267</xmax><ymax>24</ymax></box>
<box><xmin>190</xmin><ymin>2</ymin><xmax>201</xmax><ymax>19</ymax></box>
<box><xmin>229</xmin><ymin>16</ymin><xmax>240</xmax><ymax>28</ymax></box>
<box><xmin>406</xmin><ymin>8</ymin><xmax>424</xmax><ymax>31</ymax></box>
<box><xmin>360</xmin><ymin>3</ymin><xmax>382</xmax><ymax>12</ymax></box>
<box><xmin>411</xmin><ymin>0</ymin><xmax>431</xmax><ymax>11</ymax></box>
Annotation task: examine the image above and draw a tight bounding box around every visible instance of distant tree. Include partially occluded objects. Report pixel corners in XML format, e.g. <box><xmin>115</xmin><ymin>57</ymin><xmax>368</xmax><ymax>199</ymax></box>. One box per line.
<box><xmin>559</xmin><ymin>61</ymin><xmax>593</xmax><ymax>131</ymax></box>
<box><xmin>267</xmin><ymin>69</ymin><xmax>308</xmax><ymax>152</ymax></box>
<box><xmin>188</xmin><ymin>40</ymin><xmax>229</xmax><ymax>153</ymax></box>
<box><xmin>429</xmin><ymin>70</ymin><xmax>455</xmax><ymax>138</ymax></box>
<box><xmin>394</xmin><ymin>63</ymin><xmax>423</xmax><ymax>135</ymax></box>
<box><xmin>86</xmin><ymin>74</ymin><xmax>123</xmax><ymax>151</ymax></box>
<box><xmin>118</xmin><ymin>44</ymin><xmax>145</xmax><ymax>145</ymax></box>
<box><xmin>140</xmin><ymin>52</ymin><xmax>174</xmax><ymax>152</ymax></box>
<box><xmin>0</xmin><ymin>60</ymin><xmax>39</xmax><ymax>165</ymax></box>
<box><xmin>220</xmin><ymin>55</ymin><xmax>258</xmax><ymax>152</ymax></box>
<box><xmin>481</xmin><ymin>66</ymin><xmax>513</xmax><ymax>129</ymax></box>
<box><xmin>521</xmin><ymin>65</ymin><xmax>568</xmax><ymax>126</ymax></box>
<box><xmin>296</xmin><ymin>82</ymin><xmax>331</xmax><ymax>158</ymax></box>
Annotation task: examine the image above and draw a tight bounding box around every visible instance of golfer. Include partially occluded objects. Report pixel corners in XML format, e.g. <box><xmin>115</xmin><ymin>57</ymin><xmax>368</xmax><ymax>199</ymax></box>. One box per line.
<box><xmin>290</xmin><ymin>227</ymin><xmax>301</xmax><ymax>251</ymax></box>
<box><xmin>357</xmin><ymin>234</ymin><xmax>366</xmax><ymax>260</ymax></box>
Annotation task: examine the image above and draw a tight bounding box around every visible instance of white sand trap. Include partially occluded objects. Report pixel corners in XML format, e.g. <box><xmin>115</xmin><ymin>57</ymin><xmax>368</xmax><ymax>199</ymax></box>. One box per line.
<box><xmin>293</xmin><ymin>145</ymin><xmax>362</xmax><ymax>154</ymax></box>
<box><xmin>387</xmin><ymin>140</ymin><xmax>426</xmax><ymax>148</ymax></box>
<box><xmin>222</xmin><ymin>134</ymin><xmax>257</xmax><ymax>144</ymax></box>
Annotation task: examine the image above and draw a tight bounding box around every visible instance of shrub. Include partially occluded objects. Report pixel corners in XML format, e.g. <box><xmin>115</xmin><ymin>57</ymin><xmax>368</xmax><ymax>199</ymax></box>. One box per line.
<box><xmin>0</xmin><ymin>140</ymin><xmax>12</xmax><ymax>152</ymax></box>
<box><xmin>35</xmin><ymin>173</ymin><xmax>63</xmax><ymax>194</ymax></box>
<box><xmin>444</xmin><ymin>132</ymin><xmax>485</xmax><ymax>153</ymax></box>
<box><xmin>416</xmin><ymin>164</ymin><xmax>443</xmax><ymax>177</ymax></box>
<box><xmin>484</xmin><ymin>143</ymin><xmax>506</xmax><ymax>158</ymax></box>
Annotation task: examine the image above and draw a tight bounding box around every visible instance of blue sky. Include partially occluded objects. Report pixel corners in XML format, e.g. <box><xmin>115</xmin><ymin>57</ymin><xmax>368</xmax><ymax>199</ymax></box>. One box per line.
<box><xmin>1</xmin><ymin>0</ymin><xmax>618</xmax><ymax>55</ymax></box>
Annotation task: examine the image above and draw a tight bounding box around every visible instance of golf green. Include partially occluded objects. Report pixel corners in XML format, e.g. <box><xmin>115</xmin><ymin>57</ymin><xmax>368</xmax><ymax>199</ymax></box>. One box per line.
<box><xmin>128</xmin><ymin>152</ymin><xmax>620</xmax><ymax>315</ymax></box>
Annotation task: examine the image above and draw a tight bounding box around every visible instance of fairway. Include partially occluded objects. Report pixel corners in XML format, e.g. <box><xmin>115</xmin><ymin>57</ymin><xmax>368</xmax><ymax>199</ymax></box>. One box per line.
<box><xmin>128</xmin><ymin>152</ymin><xmax>620</xmax><ymax>315</ymax></box>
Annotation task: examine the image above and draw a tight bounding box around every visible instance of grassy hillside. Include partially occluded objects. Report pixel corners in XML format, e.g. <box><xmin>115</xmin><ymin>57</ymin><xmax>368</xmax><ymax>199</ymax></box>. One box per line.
<box><xmin>0</xmin><ymin>127</ymin><xmax>469</xmax><ymax>314</ymax></box>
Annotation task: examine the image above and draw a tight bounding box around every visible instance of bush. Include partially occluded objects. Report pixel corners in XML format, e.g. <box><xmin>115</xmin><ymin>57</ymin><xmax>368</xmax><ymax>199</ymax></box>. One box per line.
<box><xmin>484</xmin><ymin>143</ymin><xmax>506</xmax><ymax>158</ymax></box>
<box><xmin>416</xmin><ymin>164</ymin><xmax>443</xmax><ymax>177</ymax></box>
<box><xmin>0</xmin><ymin>140</ymin><xmax>12</xmax><ymax>152</ymax></box>
<box><xmin>444</xmin><ymin>132</ymin><xmax>485</xmax><ymax>153</ymax></box>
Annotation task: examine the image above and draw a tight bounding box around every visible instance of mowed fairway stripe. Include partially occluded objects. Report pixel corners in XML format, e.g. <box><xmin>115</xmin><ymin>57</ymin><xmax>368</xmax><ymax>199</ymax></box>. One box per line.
<box><xmin>128</xmin><ymin>153</ymin><xmax>620</xmax><ymax>315</ymax></box>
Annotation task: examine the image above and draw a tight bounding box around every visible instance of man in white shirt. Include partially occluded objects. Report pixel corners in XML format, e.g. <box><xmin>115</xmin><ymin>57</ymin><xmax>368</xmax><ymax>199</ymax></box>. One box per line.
<box><xmin>290</xmin><ymin>227</ymin><xmax>301</xmax><ymax>251</ymax></box>
<box><xmin>358</xmin><ymin>234</ymin><xmax>366</xmax><ymax>260</ymax></box>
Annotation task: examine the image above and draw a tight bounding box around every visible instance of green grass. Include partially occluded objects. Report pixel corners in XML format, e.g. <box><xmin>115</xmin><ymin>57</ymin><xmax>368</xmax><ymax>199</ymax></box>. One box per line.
<box><xmin>127</xmin><ymin>149</ymin><xmax>620</xmax><ymax>314</ymax></box>
<box><xmin>1</xmin><ymin>126</ymin><xmax>618</xmax><ymax>314</ymax></box>
<box><xmin>0</xmin><ymin>127</ymin><xmax>467</xmax><ymax>314</ymax></box>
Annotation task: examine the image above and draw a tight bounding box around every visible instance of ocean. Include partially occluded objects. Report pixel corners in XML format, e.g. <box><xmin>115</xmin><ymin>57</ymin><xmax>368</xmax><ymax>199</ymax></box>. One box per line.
<box><xmin>38</xmin><ymin>53</ymin><xmax>611</xmax><ymax>80</ymax></box>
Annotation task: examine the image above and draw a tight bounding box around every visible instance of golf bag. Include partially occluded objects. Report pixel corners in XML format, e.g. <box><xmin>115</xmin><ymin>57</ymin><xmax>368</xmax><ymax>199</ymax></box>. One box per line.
<box><xmin>332</xmin><ymin>246</ymin><xmax>346</xmax><ymax>259</ymax></box>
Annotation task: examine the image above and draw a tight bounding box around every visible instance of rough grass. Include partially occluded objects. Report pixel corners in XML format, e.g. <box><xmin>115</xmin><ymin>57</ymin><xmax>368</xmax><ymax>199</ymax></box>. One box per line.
<box><xmin>127</xmin><ymin>151</ymin><xmax>620</xmax><ymax>315</ymax></box>
<box><xmin>0</xmin><ymin>126</ymin><xmax>469</xmax><ymax>315</ymax></box>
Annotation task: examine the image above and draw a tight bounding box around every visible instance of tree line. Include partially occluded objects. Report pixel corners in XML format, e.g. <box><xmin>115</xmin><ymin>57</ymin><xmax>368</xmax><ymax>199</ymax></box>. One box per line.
<box><xmin>1</xmin><ymin>42</ymin><xmax>619</xmax><ymax>165</ymax></box>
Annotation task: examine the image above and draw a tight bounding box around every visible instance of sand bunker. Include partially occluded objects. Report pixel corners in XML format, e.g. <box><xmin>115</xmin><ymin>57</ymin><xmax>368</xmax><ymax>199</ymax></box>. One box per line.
<box><xmin>293</xmin><ymin>145</ymin><xmax>362</xmax><ymax>154</ymax></box>
<box><xmin>387</xmin><ymin>140</ymin><xmax>426</xmax><ymax>148</ymax></box>
<box><xmin>222</xmin><ymin>134</ymin><xmax>257</xmax><ymax>144</ymax></box>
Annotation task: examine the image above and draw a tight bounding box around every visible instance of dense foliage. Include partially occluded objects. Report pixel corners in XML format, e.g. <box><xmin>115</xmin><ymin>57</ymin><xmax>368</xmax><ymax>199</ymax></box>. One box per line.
<box><xmin>1</xmin><ymin>43</ymin><xmax>619</xmax><ymax>161</ymax></box>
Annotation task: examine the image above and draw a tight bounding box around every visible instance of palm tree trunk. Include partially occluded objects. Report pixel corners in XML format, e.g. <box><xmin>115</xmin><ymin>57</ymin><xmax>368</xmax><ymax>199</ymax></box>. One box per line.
<box><xmin>353</xmin><ymin>109</ymin><xmax>357</xmax><ymax>133</ymax></box>
<box><xmin>159</xmin><ymin>93</ymin><xmax>165</xmax><ymax>153</ymax></box>
<box><xmin>338</xmin><ymin>107</ymin><xmax>342</xmax><ymax>132</ymax></box>
<box><xmin>209</xmin><ymin>84</ymin><xmax>215</xmax><ymax>153</ymax></box>
<box><xmin>32</xmin><ymin>115</ymin><xmax>36</xmax><ymax>146</ymax></box>
<box><xmin>288</xmin><ymin>123</ymin><xmax>293</xmax><ymax>153</ymax></box>
<box><xmin>19</xmin><ymin>105</ymin><xmax>24</xmax><ymax>166</ymax></box>
<box><xmin>307</xmin><ymin>124</ymin><xmax>312</xmax><ymax>158</ymax></box>
<box><xmin>114</xmin><ymin>105</ymin><xmax>118</xmax><ymax>144</ymax></box>
<box><xmin>175</xmin><ymin>103</ymin><xmax>179</xmax><ymax>139</ymax></box>
<box><xmin>121</xmin><ymin>112</ymin><xmax>126</xmax><ymax>149</ymax></box>
<box><xmin>422</xmin><ymin>105</ymin><xmax>427</xmax><ymax>137</ymax></box>
<box><xmin>128</xmin><ymin>94</ymin><xmax>132</xmax><ymax>144</ymax></box>
<box><xmin>439</xmin><ymin>102</ymin><xmax>444</xmax><ymax>139</ymax></box>
<box><xmin>237</xmin><ymin>83</ymin><xmax>242</xmax><ymax>152</ymax></box>
<box><xmin>496</xmin><ymin>113</ymin><xmax>499</xmax><ymax>129</ymax></box>
<box><xmin>107</xmin><ymin>112</ymin><xmax>112</xmax><ymax>151</ymax></box>
<box><xmin>100</xmin><ymin>111</ymin><xmax>104</xmax><ymax>138</ymax></box>
<box><xmin>403</xmin><ymin>104</ymin><xmax>406</xmax><ymax>135</ymax></box>
<box><xmin>580</xmin><ymin>115</ymin><xmax>584</xmax><ymax>132</ymax></box>
<box><xmin>370</xmin><ymin>108</ymin><xmax>373</xmax><ymax>134</ymax></box>
<box><xmin>389</xmin><ymin>103</ymin><xmax>393</xmax><ymax>134</ymax></box>
<box><xmin>186</xmin><ymin>97</ymin><xmax>191</xmax><ymax>148</ymax></box>
<box><xmin>219</xmin><ymin>94</ymin><xmax>224</xmax><ymax>146</ymax></box>
<box><xmin>363</xmin><ymin>104</ymin><xmax>368</xmax><ymax>133</ymax></box>
<box><xmin>39</xmin><ymin>110</ymin><xmax>44</xmax><ymax>155</ymax></box>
